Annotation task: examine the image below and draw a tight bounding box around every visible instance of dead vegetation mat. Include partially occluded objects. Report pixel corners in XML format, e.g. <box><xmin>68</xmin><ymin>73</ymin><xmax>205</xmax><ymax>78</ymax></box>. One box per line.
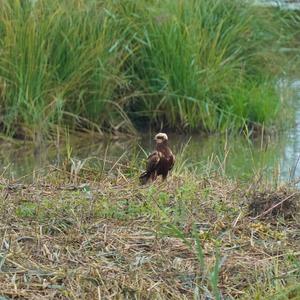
<box><xmin>0</xmin><ymin>169</ymin><xmax>299</xmax><ymax>299</ymax></box>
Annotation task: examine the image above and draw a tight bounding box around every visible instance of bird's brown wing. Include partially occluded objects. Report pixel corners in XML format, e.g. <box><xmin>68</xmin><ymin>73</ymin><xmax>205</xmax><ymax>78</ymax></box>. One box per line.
<box><xmin>146</xmin><ymin>151</ymin><xmax>161</xmax><ymax>172</ymax></box>
<box><xmin>168</xmin><ymin>152</ymin><xmax>175</xmax><ymax>171</ymax></box>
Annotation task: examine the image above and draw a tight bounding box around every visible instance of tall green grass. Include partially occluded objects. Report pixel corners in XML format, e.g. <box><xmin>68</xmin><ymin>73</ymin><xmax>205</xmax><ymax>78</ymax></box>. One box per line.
<box><xmin>124</xmin><ymin>0</ymin><xmax>293</xmax><ymax>131</ymax></box>
<box><xmin>0</xmin><ymin>0</ymin><xmax>132</xmax><ymax>141</ymax></box>
<box><xmin>0</xmin><ymin>0</ymin><xmax>297</xmax><ymax>140</ymax></box>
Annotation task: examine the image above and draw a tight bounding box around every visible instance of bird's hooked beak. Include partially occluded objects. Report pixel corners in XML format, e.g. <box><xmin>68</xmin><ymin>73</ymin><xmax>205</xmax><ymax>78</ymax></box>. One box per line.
<box><xmin>155</xmin><ymin>137</ymin><xmax>164</xmax><ymax>144</ymax></box>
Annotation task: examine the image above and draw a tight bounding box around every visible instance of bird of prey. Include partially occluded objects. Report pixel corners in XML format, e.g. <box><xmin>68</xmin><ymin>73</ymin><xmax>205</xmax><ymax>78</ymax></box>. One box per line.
<box><xmin>139</xmin><ymin>133</ymin><xmax>175</xmax><ymax>184</ymax></box>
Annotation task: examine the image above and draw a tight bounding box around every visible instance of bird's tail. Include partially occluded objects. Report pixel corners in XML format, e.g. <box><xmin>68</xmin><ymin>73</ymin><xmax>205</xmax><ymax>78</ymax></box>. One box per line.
<box><xmin>139</xmin><ymin>171</ymin><xmax>150</xmax><ymax>185</ymax></box>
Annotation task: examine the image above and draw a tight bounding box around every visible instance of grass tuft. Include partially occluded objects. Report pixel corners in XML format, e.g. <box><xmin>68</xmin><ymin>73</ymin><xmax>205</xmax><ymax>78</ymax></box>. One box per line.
<box><xmin>0</xmin><ymin>0</ymin><xmax>298</xmax><ymax>140</ymax></box>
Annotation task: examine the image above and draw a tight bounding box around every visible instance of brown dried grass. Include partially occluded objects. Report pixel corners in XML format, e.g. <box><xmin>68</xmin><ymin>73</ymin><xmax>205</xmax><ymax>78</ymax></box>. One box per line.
<box><xmin>0</xmin><ymin>168</ymin><xmax>299</xmax><ymax>299</ymax></box>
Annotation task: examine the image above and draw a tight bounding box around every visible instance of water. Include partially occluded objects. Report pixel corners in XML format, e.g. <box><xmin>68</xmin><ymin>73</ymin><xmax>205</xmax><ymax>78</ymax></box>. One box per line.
<box><xmin>1</xmin><ymin>79</ymin><xmax>300</xmax><ymax>184</ymax></box>
<box><xmin>254</xmin><ymin>0</ymin><xmax>300</xmax><ymax>10</ymax></box>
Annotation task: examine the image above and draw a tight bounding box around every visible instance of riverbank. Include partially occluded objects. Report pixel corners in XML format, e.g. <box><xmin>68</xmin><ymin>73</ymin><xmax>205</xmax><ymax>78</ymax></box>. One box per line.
<box><xmin>0</xmin><ymin>167</ymin><xmax>299</xmax><ymax>299</ymax></box>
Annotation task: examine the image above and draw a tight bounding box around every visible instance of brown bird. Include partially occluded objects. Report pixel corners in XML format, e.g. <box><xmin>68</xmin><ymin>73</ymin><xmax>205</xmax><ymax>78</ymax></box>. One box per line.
<box><xmin>139</xmin><ymin>133</ymin><xmax>175</xmax><ymax>184</ymax></box>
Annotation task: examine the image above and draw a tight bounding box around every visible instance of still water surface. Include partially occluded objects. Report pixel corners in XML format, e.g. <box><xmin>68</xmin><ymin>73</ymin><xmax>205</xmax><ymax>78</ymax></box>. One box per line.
<box><xmin>1</xmin><ymin>79</ymin><xmax>300</xmax><ymax>184</ymax></box>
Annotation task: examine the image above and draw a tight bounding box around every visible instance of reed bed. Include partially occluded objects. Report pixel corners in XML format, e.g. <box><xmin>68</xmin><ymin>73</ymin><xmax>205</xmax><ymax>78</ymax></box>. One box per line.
<box><xmin>0</xmin><ymin>165</ymin><xmax>299</xmax><ymax>299</ymax></box>
<box><xmin>0</xmin><ymin>0</ymin><xmax>298</xmax><ymax>140</ymax></box>
<box><xmin>124</xmin><ymin>0</ymin><xmax>293</xmax><ymax>132</ymax></box>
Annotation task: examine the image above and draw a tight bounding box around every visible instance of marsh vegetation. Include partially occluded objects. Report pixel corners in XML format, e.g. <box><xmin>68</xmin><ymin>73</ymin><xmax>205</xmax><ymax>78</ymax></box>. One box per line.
<box><xmin>0</xmin><ymin>0</ymin><xmax>299</xmax><ymax>141</ymax></box>
<box><xmin>0</xmin><ymin>1</ymin><xmax>300</xmax><ymax>299</ymax></box>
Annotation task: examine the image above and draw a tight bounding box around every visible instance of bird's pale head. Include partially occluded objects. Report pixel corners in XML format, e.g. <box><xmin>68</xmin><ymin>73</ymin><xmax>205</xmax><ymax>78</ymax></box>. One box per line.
<box><xmin>154</xmin><ymin>132</ymin><xmax>168</xmax><ymax>144</ymax></box>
